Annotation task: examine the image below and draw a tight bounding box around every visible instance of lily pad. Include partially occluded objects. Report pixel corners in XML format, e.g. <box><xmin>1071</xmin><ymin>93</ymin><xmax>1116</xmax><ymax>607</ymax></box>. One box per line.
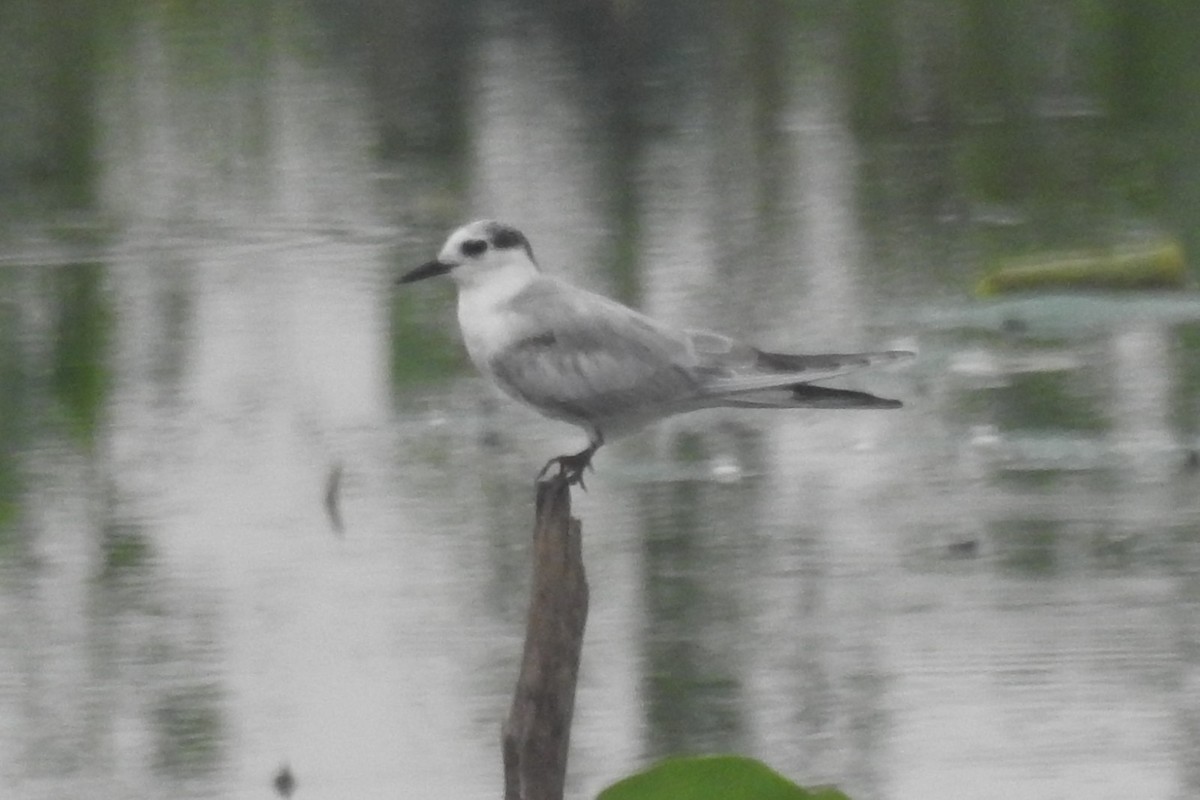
<box><xmin>597</xmin><ymin>755</ymin><xmax>850</xmax><ymax>800</ymax></box>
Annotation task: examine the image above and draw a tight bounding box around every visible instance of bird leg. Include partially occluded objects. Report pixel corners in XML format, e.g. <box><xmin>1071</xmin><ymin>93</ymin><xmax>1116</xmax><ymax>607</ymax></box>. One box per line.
<box><xmin>538</xmin><ymin>436</ymin><xmax>603</xmax><ymax>490</ymax></box>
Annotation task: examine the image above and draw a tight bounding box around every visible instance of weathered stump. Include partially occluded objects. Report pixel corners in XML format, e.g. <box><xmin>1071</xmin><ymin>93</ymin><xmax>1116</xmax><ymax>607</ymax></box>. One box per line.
<box><xmin>502</xmin><ymin>476</ymin><xmax>589</xmax><ymax>800</ymax></box>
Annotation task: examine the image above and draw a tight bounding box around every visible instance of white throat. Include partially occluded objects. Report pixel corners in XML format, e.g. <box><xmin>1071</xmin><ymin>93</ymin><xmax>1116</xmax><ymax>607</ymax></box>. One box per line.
<box><xmin>454</xmin><ymin>256</ymin><xmax>538</xmax><ymax>306</ymax></box>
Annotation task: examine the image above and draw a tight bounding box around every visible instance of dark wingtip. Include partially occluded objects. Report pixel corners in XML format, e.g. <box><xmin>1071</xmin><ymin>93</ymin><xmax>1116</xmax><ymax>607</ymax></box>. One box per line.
<box><xmin>790</xmin><ymin>384</ymin><xmax>905</xmax><ymax>409</ymax></box>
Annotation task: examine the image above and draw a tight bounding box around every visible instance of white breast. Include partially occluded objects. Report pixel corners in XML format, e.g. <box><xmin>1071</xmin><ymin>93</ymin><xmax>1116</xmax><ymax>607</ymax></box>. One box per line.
<box><xmin>454</xmin><ymin>263</ymin><xmax>539</xmax><ymax>376</ymax></box>
<box><xmin>457</xmin><ymin>293</ymin><xmax>513</xmax><ymax>376</ymax></box>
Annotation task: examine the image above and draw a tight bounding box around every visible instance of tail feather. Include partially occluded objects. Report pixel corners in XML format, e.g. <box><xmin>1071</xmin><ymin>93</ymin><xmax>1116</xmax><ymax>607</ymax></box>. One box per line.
<box><xmin>703</xmin><ymin>349</ymin><xmax>914</xmax><ymax>396</ymax></box>
<box><xmin>721</xmin><ymin>383</ymin><xmax>903</xmax><ymax>410</ymax></box>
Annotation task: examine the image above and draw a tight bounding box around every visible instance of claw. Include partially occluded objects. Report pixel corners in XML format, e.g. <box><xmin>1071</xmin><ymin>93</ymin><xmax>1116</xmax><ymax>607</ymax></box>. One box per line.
<box><xmin>537</xmin><ymin>440</ymin><xmax>601</xmax><ymax>489</ymax></box>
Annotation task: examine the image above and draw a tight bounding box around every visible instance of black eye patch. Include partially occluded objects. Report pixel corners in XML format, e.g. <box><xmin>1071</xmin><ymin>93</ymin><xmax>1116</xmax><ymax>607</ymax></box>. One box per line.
<box><xmin>491</xmin><ymin>227</ymin><xmax>524</xmax><ymax>250</ymax></box>
<box><xmin>485</xmin><ymin>223</ymin><xmax>535</xmax><ymax>261</ymax></box>
<box><xmin>461</xmin><ymin>239</ymin><xmax>487</xmax><ymax>257</ymax></box>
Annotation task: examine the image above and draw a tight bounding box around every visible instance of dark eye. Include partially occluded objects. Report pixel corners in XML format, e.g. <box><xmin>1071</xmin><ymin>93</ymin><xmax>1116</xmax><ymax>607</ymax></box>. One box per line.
<box><xmin>462</xmin><ymin>239</ymin><xmax>487</xmax><ymax>257</ymax></box>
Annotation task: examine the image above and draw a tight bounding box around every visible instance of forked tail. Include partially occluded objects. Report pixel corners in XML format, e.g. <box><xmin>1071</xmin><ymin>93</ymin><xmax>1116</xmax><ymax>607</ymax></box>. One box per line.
<box><xmin>721</xmin><ymin>383</ymin><xmax>903</xmax><ymax>409</ymax></box>
<box><xmin>706</xmin><ymin>348</ymin><xmax>912</xmax><ymax>408</ymax></box>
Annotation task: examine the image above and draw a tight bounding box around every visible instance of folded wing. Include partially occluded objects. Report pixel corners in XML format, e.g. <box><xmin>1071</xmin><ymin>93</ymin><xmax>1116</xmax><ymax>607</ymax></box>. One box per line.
<box><xmin>492</xmin><ymin>277</ymin><xmax>911</xmax><ymax>423</ymax></box>
<box><xmin>490</xmin><ymin>281</ymin><xmax>702</xmax><ymax>425</ymax></box>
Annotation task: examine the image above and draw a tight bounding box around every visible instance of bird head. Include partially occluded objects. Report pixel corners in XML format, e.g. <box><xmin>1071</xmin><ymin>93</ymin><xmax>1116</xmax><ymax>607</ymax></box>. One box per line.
<box><xmin>400</xmin><ymin>220</ymin><xmax>538</xmax><ymax>287</ymax></box>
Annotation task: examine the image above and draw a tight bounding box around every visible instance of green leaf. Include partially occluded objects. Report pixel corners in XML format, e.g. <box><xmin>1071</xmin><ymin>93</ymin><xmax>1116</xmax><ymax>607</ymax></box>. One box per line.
<box><xmin>975</xmin><ymin>240</ymin><xmax>1188</xmax><ymax>296</ymax></box>
<box><xmin>597</xmin><ymin>755</ymin><xmax>837</xmax><ymax>800</ymax></box>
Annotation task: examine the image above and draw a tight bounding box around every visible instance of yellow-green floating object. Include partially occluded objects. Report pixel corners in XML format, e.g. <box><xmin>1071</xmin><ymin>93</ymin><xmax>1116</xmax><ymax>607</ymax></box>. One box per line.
<box><xmin>975</xmin><ymin>241</ymin><xmax>1188</xmax><ymax>297</ymax></box>
<box><xmin>597</xmin><ymin>754</ymin><xmax>851</xmax><ymax>800</ymax></box>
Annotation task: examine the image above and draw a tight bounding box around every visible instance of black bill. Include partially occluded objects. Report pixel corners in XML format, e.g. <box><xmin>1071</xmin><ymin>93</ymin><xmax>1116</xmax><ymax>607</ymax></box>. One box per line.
<box><xmin>398</xmin><ymin>259</ymin><xmax>453</xmax><ymax>284</ymax></box>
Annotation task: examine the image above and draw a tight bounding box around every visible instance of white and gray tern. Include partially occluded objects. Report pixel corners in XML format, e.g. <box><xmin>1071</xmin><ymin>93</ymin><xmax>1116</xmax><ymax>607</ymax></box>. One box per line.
<box><xmin>401</xmin><ymin>220</ymin><xmax>913</xmax><ymax>487</ymax></box>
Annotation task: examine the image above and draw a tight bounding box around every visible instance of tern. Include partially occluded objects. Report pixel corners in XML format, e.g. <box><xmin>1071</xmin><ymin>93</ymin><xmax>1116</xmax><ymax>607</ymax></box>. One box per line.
<box><xmin>400</xmin><ymin>220</ymin><xmax>912</xmax><ymax>487</ymax></box>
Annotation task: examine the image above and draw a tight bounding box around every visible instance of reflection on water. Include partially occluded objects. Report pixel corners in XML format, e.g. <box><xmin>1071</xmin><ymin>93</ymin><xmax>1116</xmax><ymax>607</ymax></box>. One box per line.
<box><xmin>2</xmin><ymin>2</ymin><xmax>1200</xmax><ymax>799</ymax></box>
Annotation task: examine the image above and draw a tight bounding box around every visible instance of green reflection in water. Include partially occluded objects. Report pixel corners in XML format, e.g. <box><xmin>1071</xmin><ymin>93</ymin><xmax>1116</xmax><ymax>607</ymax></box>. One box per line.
<box><xmin>51</xmin><ymin>262</ymin><xmax>110</xmax><ymax>446</ymax></box>
<box><xmin>848</xmin><ymin>0</ymin><xmax>1200</xmax><ymax>296</ymax></box>
<box><xmin>152</xmin><ymin>682</ymin><xmax>225</xmax><ymax>779</ymax></box>
<box><xmin>1174</xmin><ymin>325</ymin><xmax>1200</xmax><ymax>439</ymax></box>
<box><xmin>985</xmin><ymin>370</ymin><xmax>1107</xmax><ymax>433</ymax></box>
<box><xmin>993</xmin><ymin>518</ymin><xmax>1061</xmax><ymax>576</ymax></box>
<box><xmin>641</xmin><ymin>433</ymin><xmax>744</xmax><ymax>756</ymax></box>
<box><xmin>0</xmin><ymin>0</ymin><xmax>100</xmax><ymax>210</ymax></box>
<box><xmin>390</xmin><ymin>289</ymin><xmax>465</xmax><ymax>386</ymax></box>
<box><xmin>846</xmin><ymin>0</ymin><xmax>903</xmax><ymax>134</ymax></box>
<box><xmin>99</xmin><ymin>520</ymin><xmax>153</xmax><ymax>578</ymax></box>
<box><xmin>0</xmin><ymin>277</ymin><xmax>21</xmax><ymax>531</ymax></box>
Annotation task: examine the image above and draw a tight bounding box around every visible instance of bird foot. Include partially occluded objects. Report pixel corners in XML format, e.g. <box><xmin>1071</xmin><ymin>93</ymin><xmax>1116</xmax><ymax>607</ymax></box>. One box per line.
<box><xmin>537</xmin><ymin>446</ymin><xmax>597</xmax><ymax>490</ymax></box>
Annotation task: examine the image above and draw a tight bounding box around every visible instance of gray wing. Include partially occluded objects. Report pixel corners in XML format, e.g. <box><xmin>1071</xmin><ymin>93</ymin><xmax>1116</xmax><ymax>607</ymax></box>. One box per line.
<box><xmin>489</xmin><ymin>281</ymin><xmax>705</xmax><ymax>425</ymax></box>
<box><xmin>491</xmin><ymin>277</ymin><xmax>911</xmax><ymax>421</ymax></box>
<box><xmin>698</xmin><ymin>346</ymin><xmax>914</xmax><ymax>394</ymax></box>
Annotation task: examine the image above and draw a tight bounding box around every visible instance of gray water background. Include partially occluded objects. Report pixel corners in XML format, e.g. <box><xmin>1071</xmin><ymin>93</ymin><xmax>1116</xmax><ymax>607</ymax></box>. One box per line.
<box><xmin>3</xmin><ymin>2</ymin><xmax>1200</xmax><ymax>798</ymax></box>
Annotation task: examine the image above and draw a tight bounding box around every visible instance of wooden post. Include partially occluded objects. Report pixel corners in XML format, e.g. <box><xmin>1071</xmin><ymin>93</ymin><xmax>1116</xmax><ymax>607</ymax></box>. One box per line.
<box><xmin>502</xmin><ymin>476</ymin><xmax>589</xmax><ymax>800</ymax></box>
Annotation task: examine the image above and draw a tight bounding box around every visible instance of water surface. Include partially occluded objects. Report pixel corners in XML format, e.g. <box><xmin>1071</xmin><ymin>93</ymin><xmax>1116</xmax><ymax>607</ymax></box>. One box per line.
<box><xmin>2</xmin><ymin>2</ymin><xmax>1200</xmax><ymax>799</ymax></box>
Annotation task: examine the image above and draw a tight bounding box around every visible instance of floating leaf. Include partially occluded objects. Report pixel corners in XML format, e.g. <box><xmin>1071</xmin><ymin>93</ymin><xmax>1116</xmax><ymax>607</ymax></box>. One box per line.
<box><xmin>975</xmin><ymin>241</ymin><xmax>1188</xmax><ymax>296</ymax></box>
<box><xmin>597</xmin><ymin>755</ymin><xmax>847</xmax><ymax>800</ymax></box>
